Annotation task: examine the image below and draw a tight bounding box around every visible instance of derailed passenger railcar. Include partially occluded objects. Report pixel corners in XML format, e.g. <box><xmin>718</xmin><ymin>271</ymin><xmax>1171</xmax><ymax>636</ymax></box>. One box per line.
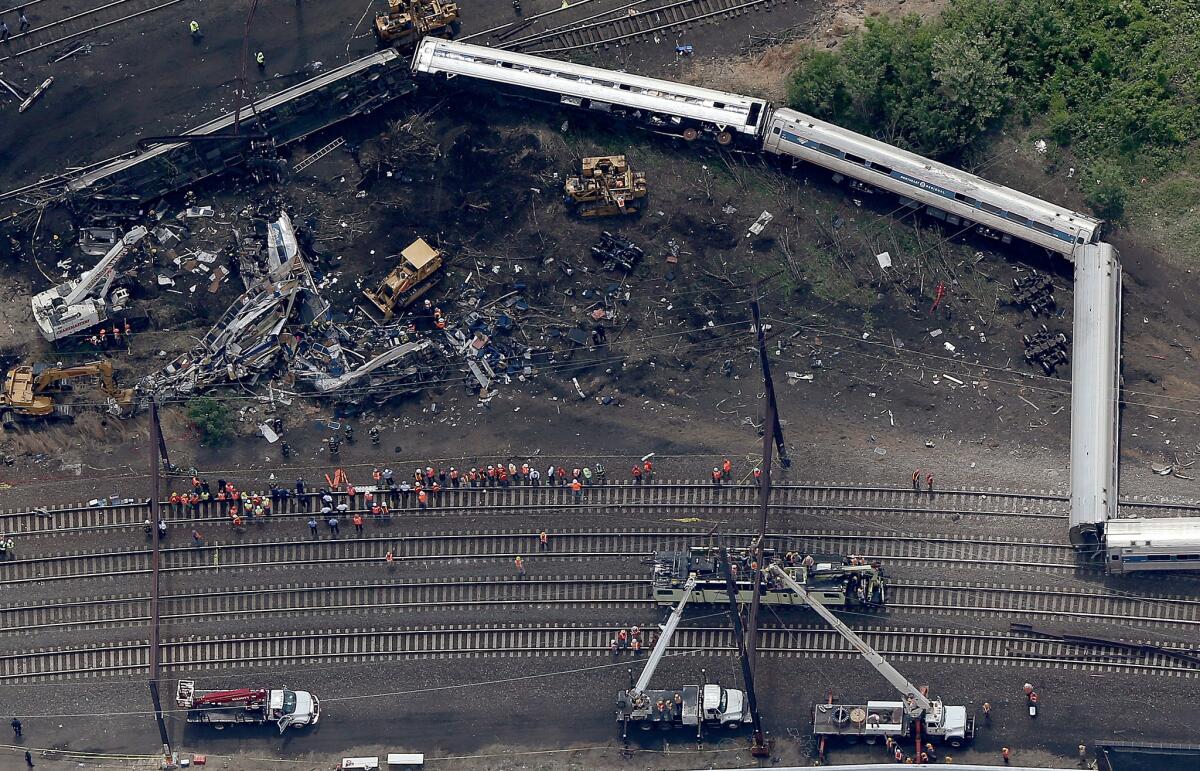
<box><xmin>411</xmin><ymin>38</ymin><xmax>768</xmax><ymax>146</ymax></box>
<box><xmin>761</xmin><ymin>107</ymin><xmax>1102</xmax><ymax>258</ymax></box>
<box><xmin>1104</xmin><ymin>518</ymin><xmax>1200</xmax><ymax>573</ymax></box>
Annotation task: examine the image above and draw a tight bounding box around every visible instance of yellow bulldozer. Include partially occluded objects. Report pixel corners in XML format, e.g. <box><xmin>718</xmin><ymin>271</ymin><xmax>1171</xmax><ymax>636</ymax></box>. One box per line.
<box><xmin>375</xmin><ymin>0</ymin><xmax>460</xmax><ymax>48</ymax></box>
<box><xmin>1</xmin><ymin>360</ymin><xmax>134</xmax><ymax>428</ymax></box>
<box><xmin>363</xmin><ymin>237</ymin><xmax>444</xmax><ymax>322</ymax></box>
<box><xmin>563</xmin><ymin>155</ymin><xmax>648</xmax><ymax>218</ymax></box>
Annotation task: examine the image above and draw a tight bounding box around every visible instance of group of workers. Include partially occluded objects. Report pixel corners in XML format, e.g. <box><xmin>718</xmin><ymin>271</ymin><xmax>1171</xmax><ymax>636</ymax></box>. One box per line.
<box><xmin>884</xmin><ymin>737</ymin><xmax>951</xmax><ymax>764</ymax></box>
<box><xmin>0</xmin><ymin>7</ymin><xmax>30</xmax><ymax>42</ymax></box>
<box><xmin>610</xmin><ymin>625</ymin><xmax>659</xmax><ymax>657</ymax></box>
<box><xmin>85</xmin><ymin>319</ymin><xmax>132</xmax><ymax>349</ymax></box>
<box><xmin>0</xmin><ymin>535</ymin><xmax>15</xmax><ymax>559</ymax></box>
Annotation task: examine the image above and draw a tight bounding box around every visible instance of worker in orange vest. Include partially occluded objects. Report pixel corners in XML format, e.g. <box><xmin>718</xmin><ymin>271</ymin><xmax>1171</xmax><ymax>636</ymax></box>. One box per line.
<box><xmin>721</xmin><ymin>458</ymin><xmax>732</xmax><ymax>479</ymax></box>
<box><xmin>352</xmin><ymin>513</ymin><xmax>364</xmax><ymax>534</ymax></box>
<box><xmin>642</xmin><ymin>459</ymin><xmax>653</xmax><ymax>481</ymax></box>
<box><xmin>556</xmin><ymin>466</ymin><xmax>567</xmax><ymax>486</ymax></box>
<box><xmin>1001</xmin><ymin>747</ymin><xmax>1011</xmax><ymax>764</ymax></box>
<box><xmin>570</xmin><ymin>478</ymin><xmax>583</xmax><ymax>501</ymax></box>
<box><xmin>752</xmin><ymin>467</ymin><xmax>762</xmax><ymax>487</ymax></box>
<box><xmin>514</xmin><ymin>555</ymin><xmax>526</xmax><ymax>577</ymax></box>
<box><xmin>711</xmin><ymin>467</ymin><xmax>722</xmax><ymax>487</ymax></box>
<box><xmin>373</xmin><ymin>467</ymin><xmax>383</xmax><ymax>483</ymax></box>
<box><xmin>498</xmin><ymin>466</ymin><xmax>509</xmax><ymax>487</ymax></box>
<box><xmin>926</xmin><ymin>472</ymin><xmax>935</xmax><ymax>492</ymax></box>
<box><xmin>631</xmin><ymin>464</ymin><xmax>642</xmax><ymax>484</ymax></box>
<box><xmin>912</xmin><ymin>468</ymin><xmax>921</xmax><ymax>490</ymax></box>
<box><xmin>449</xmin><ymin>468</ymin><xmax>460</xmax><ymax>487</ymax></box>
<box><xmin>417</xmin><ymin>489</ymin><xmax>428</xmax><ymax>510</ymax></box>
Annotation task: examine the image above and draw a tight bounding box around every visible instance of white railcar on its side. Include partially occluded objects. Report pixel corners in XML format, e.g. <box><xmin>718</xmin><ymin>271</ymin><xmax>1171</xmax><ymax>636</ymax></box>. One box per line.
<box><xmin>1104</xmin><ymin>517</ymin><xmax>1200</xmax><ymax>573</ymax></box>
<box><xmin>411</xmin><ymin>38</ymin><xmax>769</xmax><ymax>145</ymax></box>
<box><xmin>761</xmin><ymin>107</ymin><xmax>1102</xmax><ymax>258</ymax></box>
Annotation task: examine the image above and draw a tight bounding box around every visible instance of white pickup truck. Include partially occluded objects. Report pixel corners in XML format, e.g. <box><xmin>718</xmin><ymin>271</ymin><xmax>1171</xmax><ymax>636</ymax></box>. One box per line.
<box><xmin>617</xmin><ymin>682</ymin><xmax>753</xmax><ymax>736</ymax></box>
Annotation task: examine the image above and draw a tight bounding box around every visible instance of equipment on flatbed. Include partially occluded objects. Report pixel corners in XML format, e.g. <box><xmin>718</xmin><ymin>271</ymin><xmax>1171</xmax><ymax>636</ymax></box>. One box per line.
<box><xmin>362</xmin><ymin>237</ymin><xmax>443</xmax><ymax>321</ymax></box>
<box><xmin>31</xmin><ymin>226</ymin><xmax>148</xmax><ymax>342</ymax></box>
<box><xmin>765</xmin><ymin>565</ymin><xmax>974</xmax><ymax>751</ymax></box>
<box><xmin>1</xmin><ymin>360</ymin><xmax>134</xmax><ymax>427</ymax></box>
<box><xmin>564</xmin><ymin>155</ymin><xmax>647</xmax><ymax>217</ymax></box>
<box><xmin>375</xmin><ymin>0</ymin><xmax>460</xmax><ymax>48</ymax></box>
<box><xmin>652</xmin><ymin>547</ymin><xmax>885</xmax><ymax>609</ymax></box>
<box><xmin>176</xmin><ymin>680</ymin><xmax>320</xmax><ymax>733</ymax></box>
<box><xmin>616</xmin><ymin>576</ymin><xmax>753</xmax><ymax>738</ymax></box>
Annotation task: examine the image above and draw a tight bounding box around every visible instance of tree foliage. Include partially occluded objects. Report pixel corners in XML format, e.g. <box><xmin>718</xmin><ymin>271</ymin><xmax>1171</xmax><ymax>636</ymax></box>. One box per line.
<box><xmin>187</xmin><ymin>397</ymin><xmax>234</xmax><ymax>446</ymax></box>
<box><xmin>785</xmin><ymin>0</ymin><xmax>1200</xmax><ymax>218</ymax></box>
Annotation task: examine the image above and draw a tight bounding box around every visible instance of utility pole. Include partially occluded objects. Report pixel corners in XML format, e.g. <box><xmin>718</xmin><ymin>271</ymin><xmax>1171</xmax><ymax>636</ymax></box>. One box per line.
<box><xmin>147</xmin><ymin>398</ymin><xmax>170</xmax><ymax>756</ymax></box>
<box><xmin>745</xmin><ymin>284</ymin><xmax>788</xmax><ymax>668</ymax></box>
<box><xmin>719</xmin><ymin>545</ymin><xmax>772</xmax><ymax>758</ymax></box>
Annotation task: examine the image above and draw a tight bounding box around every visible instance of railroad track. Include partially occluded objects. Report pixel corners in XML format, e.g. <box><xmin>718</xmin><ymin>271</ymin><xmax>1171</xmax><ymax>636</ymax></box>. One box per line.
<box><xmin>3</xmin><ymin>623</ymin><xmax>1196</xmax><ymax>682</ymax></box>
<box><xmin>0</xmin><ymin>528</ymin><xmax>1081</xmax><ymax>585</ymax></box>
<box><xmin>505</xmin><ymin>0</ymin><xmax>780</xmax><ymax>55</ymax></box>
<box><xmin>0</xmin><ymin>481</ymin><xmax>1079</xmax><ymax>536</ymax></box>
<box><xmin>5</xmin><ymin>576</ymin><xmax>1200</xmax><ymax>636</ymax></box>
<box><xmin>0</xmin><ymin>0</ymin><xmax>190</xmax><ymax>63</ymax></box>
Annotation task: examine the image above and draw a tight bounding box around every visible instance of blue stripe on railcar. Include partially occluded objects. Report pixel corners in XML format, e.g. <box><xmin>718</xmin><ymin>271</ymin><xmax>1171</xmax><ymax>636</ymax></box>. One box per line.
<box><xmin>776</xmin><ymin>129</ymin><xmax>1078</xmax><ymax>245</ymax></box>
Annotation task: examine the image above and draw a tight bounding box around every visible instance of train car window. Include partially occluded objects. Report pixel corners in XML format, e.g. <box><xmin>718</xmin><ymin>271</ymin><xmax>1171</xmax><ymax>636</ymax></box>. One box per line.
<box><xmin>501</xmin><ymin>62</ymin><xmax>514</xmax><ymax>69</ymax></box>
<box><xmin>747</xmin><ymin>103</ymin><xmax>763</xmax><ymax>125</ymax></box>
<box><xmin>713</xmin><ymin>102</ymin><xmax>726</xmax><ymax>109</ymax></box>
<box><xmin>869</xmin><ymin>162</ymin><xmax>893</xmax><ymax>174</ymax></box>
<box><xmin>844</xmin><ymin>153</ymin><xmax>867</xmax><ymax>165</ymax></box>
<box><xmin>772</xmin><ymin>126</ymin><xmax>781</xmax><ymax>135</ymax></box>
<box><xmin>1110</xmin><ymin>554</ymin><xmax>1120</xmax><ymax>561</ymax></box>
<box><xmin>953</xmin><ymin>192</ymin><xmax>975</xmax><ymax>204</ymax></box>
<box><xmin>1030</xmin><ymin>221</ymin><xmax>1055</xmax><ymax>234</ymax></box>
<box><xmin>1147</xmin><ymin>555</ymin><xmax>1172</xmax><ymax>561</ymax></box>
<box><xmin>1178</xmin><ymin>554</ymin><xmax>1200</xmax><ymax>560</ymax></box>
<box><xmin>817</xmin><ymin>143</ymin><xmax>842</xmax><ymax>156</ymax></box>
<box><xmin>619</xmin><ymin>84</ymin><xmax>631</xmax><ymax>91</ymax></box>
<box><xmin>978</xmin><ymin>201</ymin><xmax>1004</xmax><ymax>216</ymax></box>
<box><xmin>1007</xmin><ymin>214</ymin><xmax>1031</xmax><ymax>226</ymax></box>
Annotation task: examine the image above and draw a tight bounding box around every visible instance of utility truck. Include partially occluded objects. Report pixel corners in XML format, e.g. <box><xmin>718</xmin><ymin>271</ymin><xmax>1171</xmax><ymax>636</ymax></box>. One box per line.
<box><xmin>176</xmin><ymin>680</ymin><xmax>320</xmax><ymax>733</ymax></box>
<box><xmin>615</xmin><ymin>576</ymin><xmax>754</xmax><ymax>738</ymax></box>
<box><xmin>31</xmin><ymin>226</ymin><xmax>147</xmax><ymax>342</ymax></box>
<box><xmin>765</xmin><ymin>565</ymin><xmax>974</xmax><ymax>749</ymax></box>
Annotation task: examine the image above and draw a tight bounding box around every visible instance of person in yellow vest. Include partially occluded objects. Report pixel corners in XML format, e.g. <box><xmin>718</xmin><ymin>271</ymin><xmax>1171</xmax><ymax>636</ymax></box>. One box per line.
<box><xmin>256</xmin><ymin>51</ymin><xmax>265</xmax><ymax>72</ymax></box>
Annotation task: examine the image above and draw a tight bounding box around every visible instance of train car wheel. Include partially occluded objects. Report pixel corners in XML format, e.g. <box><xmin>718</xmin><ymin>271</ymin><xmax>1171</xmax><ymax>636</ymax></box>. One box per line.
<box><xmin>716</xmin><ymin>131</ymin><xmax>733</xmax><ymax>145</ymax></box>
<box><xmin>682</xmin><ymin>128</ymin><xmax>699</xmax><ymax>141</ymax></box>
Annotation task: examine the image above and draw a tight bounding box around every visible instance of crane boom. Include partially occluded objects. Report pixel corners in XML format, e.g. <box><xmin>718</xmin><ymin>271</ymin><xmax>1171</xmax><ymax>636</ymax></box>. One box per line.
<box><xmin>767</xmin><ymin>564</ymin><xmax>933</xmax><ymax>714</ymax></box>
<box><xmin>633</xmin><ymin>575</ymin><xmax>697</xmax><ymax>695</ymax></box>
<box><xmin>63</xmin><ymin>226</ymin><xmax>148</xmax><ymax>306</ymax></box>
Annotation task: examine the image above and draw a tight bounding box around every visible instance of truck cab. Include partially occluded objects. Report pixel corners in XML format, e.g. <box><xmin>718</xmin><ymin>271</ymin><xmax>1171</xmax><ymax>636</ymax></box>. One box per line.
<box><xmin>924</xmin><ymin>701</ymin><xmax>972</xmax><ymax>747</ymax></box>
<box><xmin>272</xmin><ymin>689</ymin><xmax>320</xmax><ymax>732</ymax></box>
<box><xmin>702</xmin><ymin>684</ymin><xmax>751</xmax><ymax>728</ymax></box>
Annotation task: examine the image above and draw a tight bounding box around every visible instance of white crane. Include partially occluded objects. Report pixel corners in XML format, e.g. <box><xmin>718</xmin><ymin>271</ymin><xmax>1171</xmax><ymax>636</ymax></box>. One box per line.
<box><xmin>631</xmin><ymin>575</ymin><xmax>697</xmax><ymax>696</ymax></box>
<box><xmin>766</xmin><ymin>564</ymin><xmax>933</xmax><ymax>717</ymax></box>
<box><xmin>31</xmin><ymin>226</ymin><xmax>148</xmax><ymax>342</ymax></box>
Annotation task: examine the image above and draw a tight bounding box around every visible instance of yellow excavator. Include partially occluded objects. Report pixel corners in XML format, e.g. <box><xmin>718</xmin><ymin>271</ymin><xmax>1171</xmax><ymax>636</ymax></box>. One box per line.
<box><xmin>1</xmin><ymin>360</ymin><xmax>134</xmax><ymax>428</ymax></box>
<box><xmin>375</xmin><ymin>0</ymin><xmax>460</xmax><ymax>48</ymax></box>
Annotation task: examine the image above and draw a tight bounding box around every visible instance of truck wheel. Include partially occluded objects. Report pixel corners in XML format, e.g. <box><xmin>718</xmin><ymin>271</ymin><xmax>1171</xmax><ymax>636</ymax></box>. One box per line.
<box><xmin>949</xmin><ymin>738</ymin><xmax>963</xmax><ymax>748</ymax></box>
<box><xmin>723</xmin><ymin>721</ymin><xmax>741</xmax><ymax>730</ymax></box>
<box><xmin>0</xmin><ymin>410</ymin><xmax>14</xmax><ymax>430</ymax></box>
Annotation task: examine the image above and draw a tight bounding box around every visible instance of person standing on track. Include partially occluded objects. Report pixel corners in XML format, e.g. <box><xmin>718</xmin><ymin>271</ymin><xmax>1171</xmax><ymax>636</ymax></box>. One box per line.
<box><xmin>514</xmin><ymin>555</ymin><xmax>525</xmax><ymax>578</ymax></box>
<box><xmin>538</xmin><ymin>530</ymin><xmax>549</xmax><ymax>551</ymax></box>
<box><xmin>308</xmin><ymin>517</ymin><xmax>318</xmax><ymax>538</ymax></box>
<box><xmin>926</xmin><ymin>472</ymin><xmax>935</xmax><ymax>493</ymax></box>
<box><xmin>912</xmin><ymin>469</ymin><xmax>921</xmax><ymax>490</ymax></box>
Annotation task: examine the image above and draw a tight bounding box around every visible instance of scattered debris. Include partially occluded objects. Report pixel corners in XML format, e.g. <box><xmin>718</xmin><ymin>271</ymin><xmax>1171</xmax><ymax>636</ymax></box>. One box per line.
<box><xmin>18</xmin><ymin>77</ymin><xmax>54</xmax><ymax>113</ymax></box>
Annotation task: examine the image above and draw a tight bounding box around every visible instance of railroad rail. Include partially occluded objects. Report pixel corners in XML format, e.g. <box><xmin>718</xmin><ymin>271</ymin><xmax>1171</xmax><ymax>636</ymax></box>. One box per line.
<box><xmin>4</xmin><ymin>576</ymin><xmax>1199</xmax><ymax>636</ymax></box>
<box><xmin>0</xmin><ymin>481</ymin><xmax>1087</xmax><ymax>536</ymax></box>
<box><xmin>3</xmin><ymin>623</ymin><xmax>1196</xmax><ymax>682</ymax></box>
<box><xmin>0</xmin><ymin>528</ymin><xmax>1081</xmax><ymax>586</ymax></box>
<box><xmin>0</xmin><ymin>0</ymin><xmax>189</xmax><ymax>63</ymax></box>
<box><xmin>504</xmin><ymin>0</ymin><xmax>780</xmax><ymax>55</ymax></box>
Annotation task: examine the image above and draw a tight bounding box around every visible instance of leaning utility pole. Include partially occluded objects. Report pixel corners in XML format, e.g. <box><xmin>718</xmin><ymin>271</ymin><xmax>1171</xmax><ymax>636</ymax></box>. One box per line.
<box><xmin>745</xmin><ymin>285</ymin><xmax>788</xmax><ymax>668</ymax></box>
<box><xmin>719</xmin><ymin>545</ymin><xmax>772</xmax><ymax>757</ymax></box>
<box><xmin>147</xmin><ymin>399</ymin><xmax>170</xmax><ymax>754</ymax></box>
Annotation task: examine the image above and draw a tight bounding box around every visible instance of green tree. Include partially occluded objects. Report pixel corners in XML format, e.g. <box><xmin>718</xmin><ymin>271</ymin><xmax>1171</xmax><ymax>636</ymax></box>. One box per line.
<box><xmin>1081</xmin><ymin>160</ymin><xmax>1127</xmax><ymax>221</ymax></box>
<box><xmin>187</xmin><ymin>397</ymin><xmax>234</xmax><ymax>445</ymax></box>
